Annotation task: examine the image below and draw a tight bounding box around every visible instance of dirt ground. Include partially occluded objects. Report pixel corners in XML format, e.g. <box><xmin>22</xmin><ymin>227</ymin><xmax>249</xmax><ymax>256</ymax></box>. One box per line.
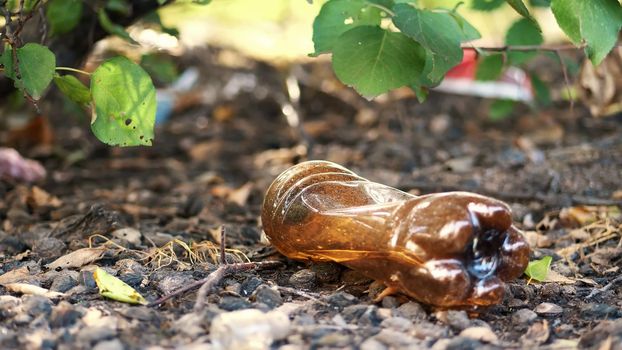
<box><xmin>0</xmin><ymin>48</ymin><xmax>621</xmax><ymax>350</ymax></box>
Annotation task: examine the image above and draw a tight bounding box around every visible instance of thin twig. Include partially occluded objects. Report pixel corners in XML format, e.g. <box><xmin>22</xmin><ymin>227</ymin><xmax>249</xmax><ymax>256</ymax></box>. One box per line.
<box><xmin>147</xmin><ymin>261</ymin><xmax>280</xmax><ymax>307</ymax></box>
<box><xmin>219</xmin><ymin>225</ymin><xmax>226</xmax><ymax>265</ymax></box>
<box><xmin>585</xmin><ymin>276</ymin><xmax>622</xmax><ymax>299</ymax></box>
<box><xmin>554</xmin><ymin>50</ymin><xmax>575</xmax><ymax>113</ymax></box>
<box><xmin>470</xmin><ymin>44</ymin><xmax>584</xmax><ymax>52</ymax></box>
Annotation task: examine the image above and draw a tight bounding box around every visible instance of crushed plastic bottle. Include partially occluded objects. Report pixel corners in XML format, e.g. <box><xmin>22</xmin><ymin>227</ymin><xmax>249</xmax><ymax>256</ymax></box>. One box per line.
<box><xmin>262</xmin><ymin>161</ymin><xmax>530</xmax><ymax>307</ymax></box>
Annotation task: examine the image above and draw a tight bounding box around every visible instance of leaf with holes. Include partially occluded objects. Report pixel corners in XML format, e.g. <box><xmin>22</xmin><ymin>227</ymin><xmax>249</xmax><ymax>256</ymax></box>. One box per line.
<box><xmin>91</xmin><ymin>57</ymin><xmax>156</xmax><ymax>147</ymax></box>
<box><xmin>54</xmin><ymin>74</ymin><xmax>91</xmax><ymax>105</ymax></box>
<box><xmin>524</xmin><ymin>256</ymin><xmax>552</xmax><ymax>282</ymax></box>
<box><xmin>505</xmin><ymin>18</ymin><xmax>543</xmax><ymax>65</ymax></box>
<box><xmin>393</xmin><ymin>4</ymin><xmax>465</xmax><ymax>83</ymax></box>
<box><xmin>312</xmin><ymin>0</ymin><xmax>384</xmax><ymax>55</ymax></box>
<box><xmin>2</xmin><ymin>43</ymin><xmax>56</xmax><ymax>100</ymax></box>
<box><xmin>551</xmin><ymin>0</ymin><xmax>622</xmax><ymax>66</ymax></box>
<box><xmin>46</xmin><ymin>0</ymin><xmax>83</xmax><ymax>35</ymax></box>
<box><xmin>332</xmin><ymin>26</ymin><xmax>426</xmax><ymax>97</ymax></box>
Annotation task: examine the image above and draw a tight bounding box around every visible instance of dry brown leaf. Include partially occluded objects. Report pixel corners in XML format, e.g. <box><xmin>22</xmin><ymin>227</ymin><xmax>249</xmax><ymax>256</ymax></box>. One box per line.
<box><xmin>28</xmin><ymin>186</ymin><xmax>62</xmax><ymax>208</ymax></box>
<box><xmin>228</xmin><ymin>182</ymin><xmax>253</xmax><ymax>207</ymax></box>
<box><xmin>542</xmin><ymin>270</ymin><xmax>576</xmax><ymax>285</ymax></box>
<box><xmin>46</xmin><ymin>246</ymin><xmax>107</xmax><ymax>270</ymax></box>
<box><xmin>4</xmin><ymin>283</ymin><xmax>64</xmax><ymax>298</ymax></box>
<box><xmin>0</xmin><ymin>266</ymin><xmax>31</xmax><ymax>285</ymax></box>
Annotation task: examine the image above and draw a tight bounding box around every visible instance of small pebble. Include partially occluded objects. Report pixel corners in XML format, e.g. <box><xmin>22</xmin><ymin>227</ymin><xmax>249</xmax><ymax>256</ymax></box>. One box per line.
<box><xmin>288</xmin><ymin>269</ymin><xmax>317</xmax><ymax>289</ymax></box>
<box><xmin>512</xmin><ymin>309</ymin><xmax>538</xmax><ymax>324</ymax></box>
<box><xmin>444</xmin><ymin>336</ymin><xmax>484</xmax><ymax>350</ymax></box>
<box><xmin>459</xmin><ymin>327</ymin><xmax>498</xmax><ymax>344</ymax></box>
<box><xmin>22</xmin><ymin>295</ymin><xmax>52</xmax><ymax>317</ymax></box>
<box><xmin>93</xmin><ymin>339</ymin><xmax>125</xmax><ymax>350</ymax></box>
<box><xmin>50</xmin><ymin>302</ymin><xmax>82</xmax><ymax>328</ymax></box>
<box><xmin>396</xmin><ymin>301</ymin><xmax>426</xmax><ymax>320</ymax></box>
<box><xmin>218</xmin><ymin>296</ymin><xmax>251</xmax><ymax>311</ymax></box>
<box><xmin>534</xmin><ymin>302</ymin><xmax>563</xmax><ymax>316</ymax></box>
<box><xmin>240</xmin><ymin>276</ymin><xmax>263</xmax><ymax>297</ymax></box>
<box><xmin>156</xmin><ymin>273</ymin><xmax>195</xmax><ymax>295</ymax></box>
<box><xmin>437</xmin><ymin>310</ymin><xmax>471</xmax><ymax>330</ymax></box>
<box><xmin>342</xmin><ymin>304</ymin><xmax>369</xmax><ymax>323</ymax></box>
<box><xmin>50</xmin><ymin>274</ymin><xmax>78</xmax><ymax>293</ymax></box>
<box><xmin>254</xmin><ymin>285</ymin><xmax>283</xmax><ymax>309</ymax></box>
<box><xmin>76</xmin><ymin>326</ymin><xmax>117</xmax><ymax>344</ymax></box>
<box><xmin>381</xmin><ymin>317</ymin><xmax>412</xmax><ymax>332</ymax></box>
<box><xmin>580</xmin><ymin>303</ymin><xmax>620</xmax><ymax>319</ymax></box>
<box><xmin>310</xmin><ymin>263</ymin><xmax>341</xmax><ymax>284</ymax></box>
<box><xmin>374</xmin><ymin>329</ymin><xmax>417</xmax><ymax>348</ymax></box>
<box><xmin>173</xmin><ymin>312</ymin><xmax>206</xmax><ymax>338</ymax></box>
<box><xmin>210</xmin><ymin>309</ymin><xmax>290</xmax><ymax>350</ymax></box>
<box><xmin>360</xmin><ymin>338</ymin><xmax>387</xmax><ymax>350</ymax></box>
<box><xmin>313</xmin><ymin>332</ymin><xmax>352</xmax><ymax>347</ymax></box>
<box><xmin>358</xmin><ymin>305</ymin><xmax>381</xmax><ymax>327</ymax></box>
<box><xmin>326</xmin><ymin>292</ymin><xmax>358</xmax><ymax>310</ymax></box>
<box><xmin>381</xmin><ymin>296</ymin><xmax>400</xmax><ymax>309</ymax></box>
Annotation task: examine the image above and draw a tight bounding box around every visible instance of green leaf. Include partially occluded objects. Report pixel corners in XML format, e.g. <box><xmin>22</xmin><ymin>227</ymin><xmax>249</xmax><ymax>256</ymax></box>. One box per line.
<box><xmin>529</xmin><ymin>0</ymin><xmax>550</xmax><ymax>7</ymax></box>
<box><xmin>140</xmin><ymin>54</ymin><xmax>179</xmax><ymax>85</ymax></box>
<box><xmin>505</xmin><ymin>0</ymin><xmax>540</xmax><ymax>28</ymax></box>
<box><xmin>530</xmin><ymin>73</ymin><xmax>551</xmax><ymax>107</ymax></box>
<box><xmin>2</xmin><ymin>43</ymin><xmax>56</xmax><ymax>100</ymax></box>
<box><xmin>53</xmin><ymin>74</ymin><xmax>92</xmax><ymax>105</ymax></box>
<box><xmin>505</xmin><ymin>18</ymin><xmax>543</xmax><ymax>65</ymax></box>
<box><xmin>98</xmin><ymin>9</ymin><xmax>138</xmax><ymax>44</ymax></box>
<box><xmin>524</xmin><ymin>256</ymin><xmax>552</xmax><ymax>282</ymax></box>
<box><xmin>411</xmin><ymin>85</ymin><xmax>429</xmax><ymax>102</ymax></box>
<box><xmin>450</xmin><ymin>12</ymin><xmax>482</xmax><ymax>42</ymax></box>
<box><xmin>312</xmin><ymin>0</ymin><xmax>384</xmax><ymax>55</ymax></box>
<box><xmin>475</xmin><ymin>53</ymin><xmax>504</xmax><ymax>81</ymax></box>
<box><xmin>46</xmin><ymin>0</ymin><xmax>83</xmax><ymax>35</ymax></box>
<box><xmin>393</xmin><ymin>4</ymin><xmax>464</xmax><ymax>83</ymax></box>
<box><xmin>106</xmin><ymin>0</ymin><xmax>131</xmax><ymax>15</ymax></box>
<box><xmin>471</xmin><ymin>0</ymin><xmax>504</xmax><ymax>11</ymax></box>
<box><xmin>90</xmin><ymin>56</ymin><xmax>156</xmax><ymax>147</ymax></box>
<box><xmin>93</xmin><ymin>267</ymin><xmax>147</xmax><ymax>305</ymax></box>
<box><xmin>551</xmin><ymin>0</ymin><xmax>622</xmax><ymax>66</ymax></box>
<box><xmin>489</xmin><ymin>99</ymin><xmax>515</xmax><ymax>120</ymax></box>
<box><xmin>332</xmin><ymin>26</ymin><xmax>426</xmax><ymax>97</ymax></box>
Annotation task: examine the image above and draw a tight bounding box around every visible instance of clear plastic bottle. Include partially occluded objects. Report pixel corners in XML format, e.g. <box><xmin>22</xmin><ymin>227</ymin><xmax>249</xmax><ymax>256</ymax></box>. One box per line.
<box><xmin>262</xmin><ymin>161</ymin><xmax>530</xmax><ymax>307</ymax></box>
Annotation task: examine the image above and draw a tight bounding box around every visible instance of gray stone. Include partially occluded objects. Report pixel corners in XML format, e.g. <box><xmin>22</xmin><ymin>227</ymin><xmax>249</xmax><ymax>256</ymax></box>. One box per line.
<box><xmin>581</xmin><ymin>303</ymin><xmax>620</xmax><ymax>319</ymax></box>
<box><xmin>50</xmin><ymin>274</ymin><xmax>78</xmax><ymax>293</ymax></box>
<box><xmin>76</xmin><ymin>326</ymin><xmax>116</xmax><ymax>344</ymax></box>
<box><xmin>254</xmin><ymin>285</ymin><xmax>283</xmax><ymax>309</ymax></box>
<box><xmin>310</xmin><ymin>263</ymin><xmax>342</xmax><ymax>284</ymax></box>
<box><xmin>218</xmin><ymin>296</ymin><xmax>251</xmax><ymax>311</ymax></box>
<box><xmin>240</xmin><ymin>276</ymin><xmax>263</xmax><ymax>297</ymax></box>
<box><xmin>512</xmin><ymin>309</ymin><xmax>538</xmax><ymax>324</ymax></box>
<box><xmin>326</xmin><ymin>292</ymin><xmax>358</xmax><ymax>310</ymax></box>
<box><xmin>534</xmin><ymin>302</ymin><xmax>563</xmax><ymax>316</ymax></box>
<box><xmin>93</xmin><ymin>339</ymin><xmax>125</xmax><ymax>350</ymax></box>
<box><xmin>380</xmin><ymin>296</ymin><xmax>400</xmax><ymax>309</ymax></box>
<box><xmin>396</xmin><ymin>301</ymin><xmax>426</xmax><ymax>320</ymax></box>
<box><xmin>22</xmin><ymin>295</ymin><xmax>52</xmax><ymax>317</ymax></box>
<box><xmin>360</xmin><ymin>338</ymin><xmax>387</xmax><ymax>350</ymax></box>
<box><xmin>288</xmin><ymin>269</ymin><xmax>317</xmax><ymax>289</ymax></box>
<box><xmin>381</xmin><ymin>317</ymin><xmax>412</xmax><ymax>332</ymax></box>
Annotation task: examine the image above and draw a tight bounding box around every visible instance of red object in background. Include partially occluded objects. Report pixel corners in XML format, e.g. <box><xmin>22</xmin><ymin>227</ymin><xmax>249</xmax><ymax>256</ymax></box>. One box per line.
<box><xmin>435</xmin><ymin>48</ymin><xmax>534</xmax><ymax>102</ymax></box>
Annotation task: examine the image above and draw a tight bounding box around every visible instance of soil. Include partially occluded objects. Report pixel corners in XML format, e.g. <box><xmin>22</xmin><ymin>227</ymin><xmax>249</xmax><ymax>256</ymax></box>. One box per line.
<box><xmin>0</xmin><ymin>47</ymin><xmax>621</xmax><ymax>350</ymax></box>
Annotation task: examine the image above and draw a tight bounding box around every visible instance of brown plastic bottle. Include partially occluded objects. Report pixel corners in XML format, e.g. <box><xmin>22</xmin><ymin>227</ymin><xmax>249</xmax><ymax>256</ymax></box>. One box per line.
<box><xmin>262</xmin><ymin>161</ymin><xmax>530</xmax><ymax>307</ymax></box>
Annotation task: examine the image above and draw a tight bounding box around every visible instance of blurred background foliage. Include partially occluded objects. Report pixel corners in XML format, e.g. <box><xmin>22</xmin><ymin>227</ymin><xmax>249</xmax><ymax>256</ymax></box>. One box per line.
<box><xmin>157</xmin><ymin>0</ymin><xmax>567</xmax><ymax>63</ymax></box>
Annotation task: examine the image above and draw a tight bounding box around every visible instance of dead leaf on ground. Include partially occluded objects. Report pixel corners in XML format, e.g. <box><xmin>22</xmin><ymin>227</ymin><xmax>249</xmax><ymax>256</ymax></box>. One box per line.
<box><xmin>542</xmin><ymin>270</ymin><xmax>576</xmax><ymax>285</ymax></box>
<box><xmin>27</xmin><ymin>186</ymin><xmax>62</xmax><ymax>209</ymax></box>
<box><xmin>0</xmin><ymin>266</ymin><xmax>31</xmax><ymax>285</ymax></box>
<box><xmin>46</xmin><ymin>246</ymin><xmax>108</xmax><ymax>270</ymax></box>
<box><xmin>228</xmin><ymin>182</ymin><xmax>254</xmax><ymax>207</ymax></box>
<box><xmin>4</xmin><ymin>283</ymin><xmax>65</xmax><ymax>299</ymax></box>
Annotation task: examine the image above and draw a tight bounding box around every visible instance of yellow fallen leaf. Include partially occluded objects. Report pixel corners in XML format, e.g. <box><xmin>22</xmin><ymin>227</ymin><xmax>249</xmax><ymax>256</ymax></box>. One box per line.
<box><xmin>93</xmin><ymin>267</ymin><xmax>147</xmax><ymax>305</ymax></box>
